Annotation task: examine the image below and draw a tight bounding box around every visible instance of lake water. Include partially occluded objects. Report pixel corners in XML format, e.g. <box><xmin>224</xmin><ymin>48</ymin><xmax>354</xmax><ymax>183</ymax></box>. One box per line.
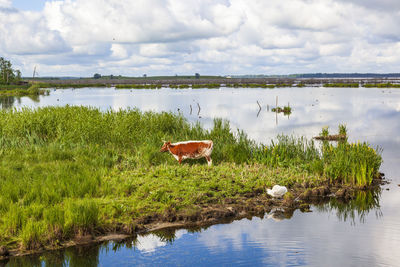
<box><xmin>1</xmin><ymin>87</ymin><xmax>400</xmax><ymax>266</ymax></box>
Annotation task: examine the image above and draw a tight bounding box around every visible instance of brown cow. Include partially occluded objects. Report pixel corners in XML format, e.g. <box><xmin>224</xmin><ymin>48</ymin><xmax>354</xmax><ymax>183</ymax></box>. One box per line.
<box><xmin>160</xmin><ymin>140</ymin><xmax>213</xmax><ymax>166</ymax></box>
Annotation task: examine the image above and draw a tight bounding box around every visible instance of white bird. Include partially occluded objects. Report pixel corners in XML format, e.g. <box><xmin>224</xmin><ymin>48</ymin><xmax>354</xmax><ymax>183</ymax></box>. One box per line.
<box><xmin>267</xmin><ymin>185</ymin><xmax>288</xmax><ymax>198</ymax></box>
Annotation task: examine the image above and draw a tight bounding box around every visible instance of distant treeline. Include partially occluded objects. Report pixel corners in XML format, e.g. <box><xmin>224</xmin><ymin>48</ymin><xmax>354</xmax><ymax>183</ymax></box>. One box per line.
<box><xmin>232</xmin><ymin>73</ymin><xmax>400</xmax><ymax>78</ymax></box>
<box><xmin>26</xmin><ymin>73</ymin><xmax>400</xmax><ymax>80</ymax></box>
<box><xmin>292</xmin><ymin>73</ymin><xmax>400</xmax><ymax>78</ymax></box>
<box><xmin>25</xmin><ymin>75</ymin><xmax>223</xmax><ymax>80</ymax></box>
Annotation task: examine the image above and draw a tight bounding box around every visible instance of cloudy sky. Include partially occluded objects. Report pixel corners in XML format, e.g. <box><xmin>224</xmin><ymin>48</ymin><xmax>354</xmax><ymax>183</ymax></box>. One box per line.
<box><xmin>1</xmin><ymin>0</ymin><xmax>399</xmax><ymax>77</ymax></box>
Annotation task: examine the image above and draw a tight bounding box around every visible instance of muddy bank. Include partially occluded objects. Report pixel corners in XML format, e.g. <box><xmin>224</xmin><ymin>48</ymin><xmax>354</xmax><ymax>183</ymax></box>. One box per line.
<box><xmin>0</xmin><ymin>175</ymin><xmax>386</xmax><ymax>261</ymax></box>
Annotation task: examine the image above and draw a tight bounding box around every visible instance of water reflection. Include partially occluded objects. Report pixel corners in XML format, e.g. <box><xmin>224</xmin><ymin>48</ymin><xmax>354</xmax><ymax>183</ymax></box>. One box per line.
<box><xmin>266</xmin><ymin>208</ymin><xmax>295</xmax><ymax>222</ymax></box>
<box><xmin>0</xmin><ymin>96</ymin><xmax>18</xmax><ymax>109</ymax></box>
<box><xmin>2</xmin><ymin>244</ymin><xmax>101</xmax><ymax>267</ymax></box>
<box><xmin>0</xmin><ymin>95</ymin><xmax>40</xmax><ymax>109</ymax></box>
<box><xmin>315</xmin><ymin>187</ymin><xmax>382</xmax><ymax>224</ymax></box>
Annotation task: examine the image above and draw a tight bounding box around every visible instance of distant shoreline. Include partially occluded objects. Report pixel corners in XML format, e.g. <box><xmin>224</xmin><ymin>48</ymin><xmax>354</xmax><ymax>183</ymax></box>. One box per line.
<box><xmin>23</xmin><ymin>77</ymin><xmax>400</xmax><ymax>87</ymax></box>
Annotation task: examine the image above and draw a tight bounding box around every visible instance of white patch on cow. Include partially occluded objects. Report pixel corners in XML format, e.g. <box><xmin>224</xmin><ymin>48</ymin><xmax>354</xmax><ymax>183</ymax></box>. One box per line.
<box><xmin>172</xmin><ymin>140</ymin><xmax>212</xmax><ymax>146</ymax></box>
<box><xmin>171</xmin><ymin>153</ymin><xmax>180</xmax><ymax>161</ymax></box>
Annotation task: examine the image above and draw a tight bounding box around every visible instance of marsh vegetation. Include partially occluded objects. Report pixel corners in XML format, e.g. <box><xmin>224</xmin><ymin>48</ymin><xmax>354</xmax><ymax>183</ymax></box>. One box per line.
<box><xmin>0</xmin><ymin>106</ymin><xmax>383</xmax><ymax>254</ymax></box>
<box><xmin>323</xmin><ymin>83</ymin><xmax>359</xmax><ymax>88</ymax></box>
<box><xmin>11</xmin><ymin>80</ymin><xmax>400</xmax><ymax>93</ymax></box>
<box><xmin>362</xmin><ymin>83</ymin><xmax>400</xmax><ymax>88</ymax></box>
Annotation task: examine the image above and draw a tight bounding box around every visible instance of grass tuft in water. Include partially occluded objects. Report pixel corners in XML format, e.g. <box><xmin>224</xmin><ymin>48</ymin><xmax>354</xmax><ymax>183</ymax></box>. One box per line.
<box><xmin>271</xmin><ymin>104</ymin><xmax>292</xmax><ymax>115</ymax></box>
<box><xmin>338</xmin><ymin>124</ymin><xmax>347</xmax><ymax>136</ymax></box>
<box><xmin>320</xmin><ymin>126</ymin><xmax>329</xmax><ymax>137</ymax></box>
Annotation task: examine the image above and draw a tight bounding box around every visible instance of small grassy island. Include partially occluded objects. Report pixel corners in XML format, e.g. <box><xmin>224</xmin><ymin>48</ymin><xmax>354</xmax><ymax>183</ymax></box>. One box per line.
<box><xmin>0</xmin><ymin>106</ymin><xmax>383</xmax><ymax>258</ymax></box>
<box><xmin>271</xmin><ymin>105</ymin><xmax>292</xmax><ymax>115</ymax></box>
<box><xmin>0</xmin><ymin>83</ymin><xmax>48</xmax><ymax>97</ymax></box>
<box><xmin>314</xmin><ymin>124</ymin><xmax>348</xmax><ymax>141</ymax></box>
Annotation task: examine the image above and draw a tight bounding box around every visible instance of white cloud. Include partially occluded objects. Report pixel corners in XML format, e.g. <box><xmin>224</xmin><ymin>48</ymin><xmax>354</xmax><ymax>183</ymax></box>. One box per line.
<box><xmin>135</xmin><ymin>230</ymin><xmax>187</xmax><ymax>253</ymax></box>
<box><xmin>111</xmin><ymin>44</ymin><xmax>128</xmax><ymax>59</ymax></box>
<box><xmin>0</xmin><ymin>7</ymin><xmax>69</xmax><ymax>55</ymax></box>
<box><xmin>43</xmin><ymin>0</ymin><xmax>244</xmax><ymax>45</ymax></box>
<box><xmin>1</xmin><ymin>0</ymin><xmax>400</xmax><ymax>76</ymax></box>
<box><xmin>139</xmin><ymin>44</ymin><xmax>172</xmax><ymax>58</ymax></box>
<box><xmin>0</xmin><ymin>0</ymin><xmax>11</xmax><ymax>7</ymax></box>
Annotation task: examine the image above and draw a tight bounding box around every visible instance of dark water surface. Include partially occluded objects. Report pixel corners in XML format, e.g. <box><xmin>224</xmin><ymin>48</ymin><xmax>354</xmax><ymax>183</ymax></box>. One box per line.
<box><xmin>1</xmin><ymin>87</ymin><xmax>399</xmax><ymax>266</ymax></box>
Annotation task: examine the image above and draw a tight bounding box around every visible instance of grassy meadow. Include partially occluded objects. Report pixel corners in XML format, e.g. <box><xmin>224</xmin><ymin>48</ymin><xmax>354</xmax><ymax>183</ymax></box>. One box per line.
<box><xmin>0</xmin><ymin>106</ymin><xmax>382</xmax><ymax>251</ymax></box>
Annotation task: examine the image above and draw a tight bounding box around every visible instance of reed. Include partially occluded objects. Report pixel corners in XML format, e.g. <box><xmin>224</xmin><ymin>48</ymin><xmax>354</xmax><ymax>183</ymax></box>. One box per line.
<box><xmin>322</xmin><ymin>141</ymin><xmax>382</xmax><ymax>186</ymax></box>
<box><xmin>321</xmin><ymin>126</ymin><xmax>329</xmax><ymax>137</ymax></box>
<box><xmin>338</xmin><ymin>124</ymin><xmax>347</xmax><ymax>136</ymax></box>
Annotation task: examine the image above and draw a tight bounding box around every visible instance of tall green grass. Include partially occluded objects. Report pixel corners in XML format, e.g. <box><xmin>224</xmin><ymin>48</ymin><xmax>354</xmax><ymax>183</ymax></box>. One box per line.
<box><xmin>254</xmin><ymin>134</ymin><xmax>381</xmax><ymax>185</ymax></box>
<box><xmin>322</xmin><ymin>141</ymin><xmax>382</xmax><ymax>186</ymax></box>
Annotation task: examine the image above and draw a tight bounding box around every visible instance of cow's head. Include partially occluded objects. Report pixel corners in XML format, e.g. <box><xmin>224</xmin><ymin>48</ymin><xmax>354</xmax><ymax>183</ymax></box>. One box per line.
<box><xmin>160</xmin><ymin>141</ymin><xmax>171</xmax><ymax>152</ymax></box>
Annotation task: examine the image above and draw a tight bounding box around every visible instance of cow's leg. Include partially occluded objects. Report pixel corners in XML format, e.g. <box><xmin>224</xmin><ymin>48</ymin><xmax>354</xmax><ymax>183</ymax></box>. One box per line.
<box><xmin>206</xmin><ymin>156</ymin><xmax>212</xmax><ymax>166</ymax></box>
<box><xmin>178</xmin><ymin>156</ymin><xmax>182</xmax><ymax>164</ymax></box>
